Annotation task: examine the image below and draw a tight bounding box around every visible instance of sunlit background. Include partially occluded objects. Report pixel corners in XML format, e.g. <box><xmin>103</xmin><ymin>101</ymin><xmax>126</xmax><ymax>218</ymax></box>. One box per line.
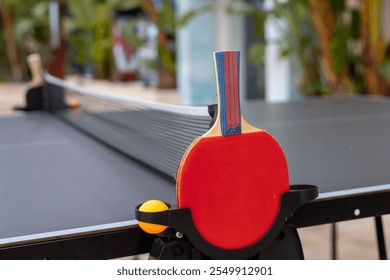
<box><xmin>1</xmin><ymin>0</ymin><xmax>390</xmax><ymax>105</ymax></box>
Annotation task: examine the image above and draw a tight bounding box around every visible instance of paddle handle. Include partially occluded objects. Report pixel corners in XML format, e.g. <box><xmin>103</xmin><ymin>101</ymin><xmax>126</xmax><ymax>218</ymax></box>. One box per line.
<box><xmin>213</xmin><ymin>51</ymin><xmax>241</xmax><ymax>136</ymax></box>
<box><xmin>27</xmin><ymin>54</ymin><xmax>44</xmax><ymax>87</ymax></box>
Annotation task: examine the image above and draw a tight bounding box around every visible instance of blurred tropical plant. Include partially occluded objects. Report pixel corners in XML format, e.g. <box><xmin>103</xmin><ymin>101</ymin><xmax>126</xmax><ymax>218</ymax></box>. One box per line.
<box><xmin>307</xmin><ymin>0</ymin><xmax>389</xmax><ymax>95</ymax></box>
<box><xmin>64</xmin><ymin>0</ymin><xmax>209</xmax><ymax>85</ymax></box>
<box><xmin>359</xmin><ymin>0</ymin><xmax>390</xmax><ymax>95</ymax></box>
<box><xmin>0</xmin><ymin>0</ymin><xmax>50</xmax><ymax>81</ymax></box>
<box><xmin>227</xmin><ymin>0</ymin><xmax>326</xmax><ymax>95</ymax></box>
<box><xmin>228</xmin><ymin>0</ymin><xmax>390</xmax><ymax>96</ymax></box>
<box><xmin>64</xmin><ymin>0</ymin><xmax>114</xmax><ymax>79</ymax></box>
<box><xmin>0</xmin><ymin>0</ymin><xmax>208</xmax><ymax>83</ymax></box>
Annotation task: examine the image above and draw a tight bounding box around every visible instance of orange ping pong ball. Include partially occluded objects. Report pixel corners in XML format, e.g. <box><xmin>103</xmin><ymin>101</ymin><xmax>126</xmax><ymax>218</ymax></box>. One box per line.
<box><xmin>68</xmin><ymin>98</ymin><xmax>79</xmax><ymax>109</ymax></box>
<box><xmin>138</xmin><ymin>200</ymin><xmax>169</xmax><ymax>234</ymax></box>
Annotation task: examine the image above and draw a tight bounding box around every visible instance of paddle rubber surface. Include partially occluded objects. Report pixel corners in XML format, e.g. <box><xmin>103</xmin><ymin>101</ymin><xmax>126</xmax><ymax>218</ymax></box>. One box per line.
<box><xmin>176</xmin><ymin>130</ymin><xmax>289</xmax><ymax>249</ymax></box>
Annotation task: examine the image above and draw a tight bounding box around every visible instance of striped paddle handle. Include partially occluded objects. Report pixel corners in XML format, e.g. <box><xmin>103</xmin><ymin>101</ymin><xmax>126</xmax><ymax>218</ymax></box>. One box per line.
<box><xmin>213</xmin><ymin>51</ymin><xmax>241</xmax><ymax>136</ymax></box>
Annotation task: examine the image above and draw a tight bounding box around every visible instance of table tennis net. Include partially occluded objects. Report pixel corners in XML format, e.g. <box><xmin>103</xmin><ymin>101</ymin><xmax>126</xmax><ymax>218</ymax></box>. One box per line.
<box><xmin>44</xmin><ymin>74</ymin><xmax>211</xmax><ymax>179</ymax></box>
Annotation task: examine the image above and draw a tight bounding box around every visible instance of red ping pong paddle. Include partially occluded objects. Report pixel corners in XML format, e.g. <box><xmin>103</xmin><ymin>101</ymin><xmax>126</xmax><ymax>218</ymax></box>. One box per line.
<box><xmin>176</xmin><ymin>50</ymin><xmax>289</xmax><ymax>250</ymax></box>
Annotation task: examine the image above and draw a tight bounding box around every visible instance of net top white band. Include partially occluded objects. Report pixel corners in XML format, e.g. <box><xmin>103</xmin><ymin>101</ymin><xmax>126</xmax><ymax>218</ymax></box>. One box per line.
<box><xmin>44</xmin><ymin>73</ymin><xmax>210</xmax><ymax>116</ymax></box>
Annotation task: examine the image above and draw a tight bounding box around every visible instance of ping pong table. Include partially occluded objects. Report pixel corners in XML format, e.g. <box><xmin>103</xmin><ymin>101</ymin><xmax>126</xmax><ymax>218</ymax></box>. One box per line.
<box><xmin>1</xmin><ymin>96</ymin><xmax>389</xmax><ymax>259</ymax></box>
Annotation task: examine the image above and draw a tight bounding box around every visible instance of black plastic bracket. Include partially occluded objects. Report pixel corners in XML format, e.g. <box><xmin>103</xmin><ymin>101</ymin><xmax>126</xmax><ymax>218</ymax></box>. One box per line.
<box><xmin>148</xmin><ymin>224</ymin><xmax>304</xmax><ymax>260</ymax></box>
<box><xmin>207</xmin><ymin>104</ymin><xmax>218</xmax><ymax>128</ymax></box>
<box><xmin>136</xmin><ymin>184</ymin><xmax>318</xmax><ymax>259</ymax></box>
